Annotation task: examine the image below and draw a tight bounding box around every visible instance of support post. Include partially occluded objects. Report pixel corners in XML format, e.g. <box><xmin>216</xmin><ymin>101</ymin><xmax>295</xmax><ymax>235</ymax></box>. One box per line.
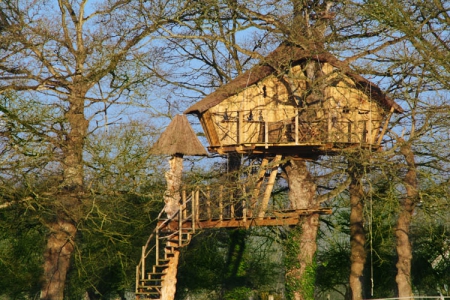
<box><xmin>327</xmin><ymin>110</ymin><xmax>332</xmax><ymax>142</ymax></box>
<box><xmin>206</xmin><ymin>187</ymin><xmax>211</xmax><ymax>220</ymax></box>
<box><xmin>295</xmin><ymin>109</ymin><xmax>299</xmax><ymax>144</ymax></box>
<box><xmin>348</xmin><ymin>122</ymin><xmax>352</xmax><ymax>143</ymax></box>
<box><xmin>250</xmin><ymin>157</ymin><xmax>269</xmax><ymax>217</ymax></box>
<box><xmin>195</xmin><ymin>189</ymin><xmax>200</xmax><ymax>222</ymax></box>
<box><xmin>141</xmin><ymin>246</ymin><xmax>145</xmax><ymax>281</ymax></box>
<box><xmin>265</xmin><ymin>120</ymin><xmax>268</xmax><ymax>148</ymax></box>
<box><xmin>230</xmin><ymin>193</ymin><xmax>235</xmax><ymax>219</ymax></box>
<box><xmin>191</xmin><ymin>191</ymin><xmax>195</xmax><ymax>232</ymax></box>
<box><xmin>238</xmin><ymin>111</ymin><xmax>243</xmax><ymax>144</ymax></box>
<box><xmin>179</xmin><ymin>204</ymin><xmax>182</xmax><ymax>247</ymax></box>
<box><xmin>155</xmin><ymin>227</ymin><xmax>159</xmax><ymax>265</ymax></box>
<box><xmin>182</xmin><ymin>188</ymin><xmax>187</xmax><ymax>220</ymax></box>
<box><xmin>258</xmin><ymin>155</ymin><xmax>282</xmax><ymax>219</ymax></box>
<box><xmin>219</xmin><ymin>185</ymin><xmax>223</xmax><ymax>221</ymax></box>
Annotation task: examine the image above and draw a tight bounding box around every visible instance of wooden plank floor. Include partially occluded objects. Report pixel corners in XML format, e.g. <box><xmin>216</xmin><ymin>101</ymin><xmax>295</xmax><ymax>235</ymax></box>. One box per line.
<box><xmin>159</xmin><ymin>208</ymin><xmax>332</xmax><ymax>230</ymax></box>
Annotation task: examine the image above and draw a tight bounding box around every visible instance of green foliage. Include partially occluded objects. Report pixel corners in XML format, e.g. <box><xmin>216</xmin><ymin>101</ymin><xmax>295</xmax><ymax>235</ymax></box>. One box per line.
<box><xmin>283</xmin><ymin>225</ymin><xmax>316</xmax><ymax>300</ymax></box>
<box><xmin>0</xmin><ymin>205</ymin><xmax>46</xmax><ymax>299</ymax></box>
<box><xmin>64</xmin><ymin>191</ymin><xmax>164</xmax><ymax>299</ymax></box>
<box><xmin>177</xmin><ymin>228</ymin><xmax>284</xmax><ymax>300</ymax></box>
<box><xmin>300</xmin><ymin>260</ymin><xmax>316</xmax><ymax>300</ymax></box>
<box><xmin>224</xmin><ymin>286</ymin><xmax>253</xmax><ymax>300</ymax></box>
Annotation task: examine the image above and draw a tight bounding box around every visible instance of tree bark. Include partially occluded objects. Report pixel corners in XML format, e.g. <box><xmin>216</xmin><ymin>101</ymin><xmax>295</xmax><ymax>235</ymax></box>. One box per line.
<box><xmin>395</xmin><ymin>140</ymin><xmax>417</xmax><ymax>299</ymax></box>
<box><xmin>284</xmin><ymin>159</ymin><xmax>318</xmax><ymax>300</ymax></box>
<box><xmin>160</xmin><ymin>244</ymin><xmax>180</xmax><ymax>300</ymax></box>
<box><xmin>41</xmin><ymin>89</ymin><xmax>88</xmax><ymax>300</ymax></box>
<box><xmin>41</xmin><ymin>219</ymin><xmax>77</xmax><ymax>300</ymax></box>
<box><xmin>161</xmin><ymin>155</ymin><xmax>184</xmax><ymax>299</ymax></box>
<box><xmin>164</xmin><ymin>155</ymin><xmax>184</xmax><ymax>218</ymax></box>
<box><xmin>348</xmin><ymin>162</ymin><xmax>366</xmax><ymax>300</ymax></box>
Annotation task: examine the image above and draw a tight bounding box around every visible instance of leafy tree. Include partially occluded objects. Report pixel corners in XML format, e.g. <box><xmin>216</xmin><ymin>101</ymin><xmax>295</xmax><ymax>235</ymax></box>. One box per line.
<box><xmin>0</xmin><ymin>0</ymin><xmax>196</xmax><ymax>298</ymax></box>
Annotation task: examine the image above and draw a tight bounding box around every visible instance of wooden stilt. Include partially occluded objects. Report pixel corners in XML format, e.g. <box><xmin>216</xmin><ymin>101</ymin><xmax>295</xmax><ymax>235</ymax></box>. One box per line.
<box><xmin>242</xmin><ymin>184</ymin><xmax>247</xmax><ymax>222</ymax></box>
<box><xmin>179</xmin><ymin>204</ymin><xmax>182</xmax><ymax>246</ymax></box>
<box><xmin>249</xmin><ymin>157</ymin><xmax>269</xmax><ymax>216</ymax></box>
<box><xmin>219</xmin><ymin>185</ymin><xmax>223</xmax><ymax>221</ymax></box>
<box><xmin>182</xmin><ymin>188</ymin><xmax>187</xmax><ymax>220</ymax></box>
<box><xmin>230</xmin><ymin>193</ymin><xmax>235</xmax><ymax>219</ymax></box>
<box><xmin>295</xmin><ymin>108</ymin><xmax>299</xmax><ymax>144</ymax></box>
<box><xmin>195</xmin><ymin>189</ymin><xmax>200</xmax><ymax>223</ymax></box>
<box><xmin>155</xmin><ymin>227</ymin><xmax>159</xmax><ymax>265</ymax></box>
<box><xmin>206</xmin><ymin>187</ymin><xmax>211</xmax><ymax>220</ymax></box>
<box><xmin>141</xmin><ymin>246</ymin><xmax>145</xmax><ymax>281</ymax></box>
<box><xmin>258</xmin><ymin>155</ymin><xmax>282</xmax><ymax>219</ymax></box>
<box><xmin>191</xmin><ymin>191</ymin><xmax>195</xmax><ymax>232</ymax></box>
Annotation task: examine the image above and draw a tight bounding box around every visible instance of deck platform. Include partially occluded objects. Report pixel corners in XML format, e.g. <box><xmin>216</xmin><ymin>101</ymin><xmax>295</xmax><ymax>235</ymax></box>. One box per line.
<box><xmin>159</xmin><ymin>208</ymin><xmax>332</xmax><ymax>230</ymax></box>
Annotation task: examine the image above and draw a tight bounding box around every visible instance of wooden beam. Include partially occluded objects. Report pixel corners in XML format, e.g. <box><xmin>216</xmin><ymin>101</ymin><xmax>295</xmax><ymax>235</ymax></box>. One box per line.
<box><xmin>249</xmin><ymin>157</ymin><xmax>269</xmax><ymax>216</ymax></box>
<box><xmin>258</xmin><ymin>155</ymin><xmax>282</xmax><ymax>219</ymax></box>
<box><xmin>159</xmin><ymin>208</ymin><xmax>332</xmax><ymax>230</ymax></box>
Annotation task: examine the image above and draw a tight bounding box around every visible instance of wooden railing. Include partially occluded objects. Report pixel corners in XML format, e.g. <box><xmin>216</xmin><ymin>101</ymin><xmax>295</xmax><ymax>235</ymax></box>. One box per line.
<box><xmin>214</xmin><ymin>107</ymin><xmax>385</xmax><ymax>148</ymax></box>
<box><xmin>136</xmin><ymin>182</ymin><xmax>332</xmax><ymax>298</ymax></box>
<box><xmin>176</xmin><ymin>183</ymin><xmax>285</xmax><ymax>223</ymax></box>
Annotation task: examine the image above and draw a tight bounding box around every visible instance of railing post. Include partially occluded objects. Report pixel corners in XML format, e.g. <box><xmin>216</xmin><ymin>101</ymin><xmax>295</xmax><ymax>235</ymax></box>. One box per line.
<box><xmin>348</xmin><ymin>122</ymin><xmax>352</xmax><ymax>143</ymax></box>
<box><xmin>141</xmin><ymin>246</ymin><xmax>145</xmax><ymax>281</ymax></box>
<box><xmin>362</xmin><ymin>121</ymin><xmax>367</xmax><ymax>144</ymax></box>
<box><xmin>219</xmin><ymin>185</ymin><xmax>223</xmax><ymax>221</ymax></box>
<box><xmin>155</xmin><ymin>227</ymin><xmax>159</xmax><ymax>265</ymax></box>
<box><xmin>206</xmin><ymin>186</ymin><xmax>211</xmax><ymax>220</ymax></box>
<box><xmin>191</xmin><ymin>191</ymin><xmax>195</xmax><ymax>232</ymax></box>
<box><xmin>295</xmin><ymin>108</ymin><xmax>299</xmax><ymax>144</ymax></box>
<box><xmin>230</xmin><ymin>193</ymin><xmax>235</xmax><ymax>219</ymax></box>
<box><xmin>182</xmin><ymin>188</ymin><xmax>187</xmax><ymax>220</ymax></box>
<box><xmin>179</xmin><ymin>203</ymin><xmax>182</xmax><ymax>246</ymax></box>
<box><xmin>327</xmin><ymin>109</ymin><xmax>332</xmax><ymax>142</ymax></box>
<box><xmin>195</xmin><ymin>189</ymin><xmax>200</xmax><ymax>223</ymax></box>
<box><xmin>265</xmin><ymin>120</ymin><xmax>268</xmax><ymax>148</ymax></box>
<box><xmin>136</xmin><ymin>265</ymin><xmax>140</xmax><ymax>293</ymax></box>
<box><xmin>238</xmin><ymin>110</ymin><xmax>243</xmax><ymax>144</ymax></box>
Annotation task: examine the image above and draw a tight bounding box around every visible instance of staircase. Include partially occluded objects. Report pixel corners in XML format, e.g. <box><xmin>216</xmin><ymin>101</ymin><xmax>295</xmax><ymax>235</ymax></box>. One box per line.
<box><xmin>135</xmin><ymin>178</ymin><xmax>333</xmax><ymax>299</ymax></box>
<box><xmin>136</xmin><ymin>198</ymin><xmax>196</xmax><ymax>299</ymax></box>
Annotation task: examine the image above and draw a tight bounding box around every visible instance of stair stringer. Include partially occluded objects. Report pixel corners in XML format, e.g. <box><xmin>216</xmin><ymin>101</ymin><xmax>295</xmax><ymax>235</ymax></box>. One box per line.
<box><xmin>136</xmin><ymin>203</ymin><xmax>196</xmax><ymax>300</ymax></box>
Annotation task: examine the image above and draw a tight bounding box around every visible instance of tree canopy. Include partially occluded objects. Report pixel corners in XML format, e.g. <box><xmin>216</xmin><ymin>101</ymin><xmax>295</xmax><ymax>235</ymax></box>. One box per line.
<box><xmin>0</xmin><ymin>0</ymin><xmax>449</xmax><ymax>299</ymax></box>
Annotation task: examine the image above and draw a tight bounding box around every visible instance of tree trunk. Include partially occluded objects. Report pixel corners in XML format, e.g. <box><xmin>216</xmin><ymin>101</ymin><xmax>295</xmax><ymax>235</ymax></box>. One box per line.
<box><xmin>164</xmin><ymin>155</ymin><xmax>184</xmax><ymax>218</ymax></box>
<box><xmin>161</xmin><ymin>155</ymin><xmax>184</xmax><ymax>299</ymax></box>
<box><xmin>348</xmin><ymin>163</ymin><xmax>366</xmax><ymax>300</ymax></box>
<box><xmin>41</xmin><ymin>90</ymin><xmax>88</xmax><ymax>300</ymax></box>
<box><xmin>41</xmin><ymin>219</ymin><xmax>77</xmax><ymax>300</ymax></box>
<box><xmin>160</xmin><ymin>243</ymin><xmax>180</xmax><ymax>300</ymax></box>
<box><xmin>284</xmin><ymin>159</ymin><xmax>318</xmax><ymax>300</ymax></box>
<box><xmin>395</xmin><ymin>140</ymin><xmax>417</xmax><ymax>299</ymax></box>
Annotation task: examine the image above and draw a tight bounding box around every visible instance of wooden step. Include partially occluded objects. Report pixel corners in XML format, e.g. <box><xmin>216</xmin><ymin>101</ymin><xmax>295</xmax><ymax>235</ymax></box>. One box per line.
<box><xmin>136</xmin><ymin>291</ymin><xmax>161</xmax><ymax>296</ymax></box>
<box><xmin>150</xmin><ymin>270</ymin><xmax>167</xmax><ymax>276</ymax></box>
<box><xmin>158</xmin><ymin>258</ymin><xmax>170</xmax><ymax>264</ymax></box>
<box><xmin>141</xmin><ymin>277</ymin><xmax>164</xmax><ymax>283</ymax></box>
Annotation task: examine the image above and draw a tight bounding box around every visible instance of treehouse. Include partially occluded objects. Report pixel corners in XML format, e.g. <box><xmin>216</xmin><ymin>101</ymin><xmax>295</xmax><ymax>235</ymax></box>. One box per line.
<box><xmin>185</xmin><ymin>44</ymin><xmax>403</xmax><ymax>158</ymax></box>
<box><xmin>136</xmin><ymin>45</ymin><xmax>403</xmax><ymax>299</ymax></box>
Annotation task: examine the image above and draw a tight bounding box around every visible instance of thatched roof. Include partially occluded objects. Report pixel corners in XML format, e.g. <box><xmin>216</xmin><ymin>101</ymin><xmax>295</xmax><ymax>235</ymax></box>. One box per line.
<box><xmin>184</xmin><ymin>43</ymin><xmax>403</xmax><ymax>115</ymax></box>
<box><xmin>150</xmin><ymin>114</ymin><xmax>208</xmax><ymax>156</ymax></box>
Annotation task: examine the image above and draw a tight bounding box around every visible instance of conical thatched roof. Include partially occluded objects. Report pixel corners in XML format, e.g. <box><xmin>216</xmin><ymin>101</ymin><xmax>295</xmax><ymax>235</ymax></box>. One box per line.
<box><xmin>150</xmin><ymin>114</ymin><xmax>208</xmax><ymax>156</ymax></box>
